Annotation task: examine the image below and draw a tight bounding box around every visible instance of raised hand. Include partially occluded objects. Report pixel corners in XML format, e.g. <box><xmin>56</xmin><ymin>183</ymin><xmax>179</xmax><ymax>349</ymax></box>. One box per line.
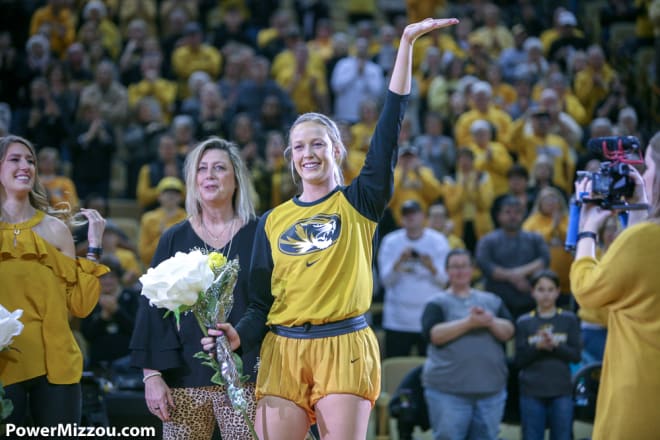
<box><xmin>400</xmin><ymin>18</ymin><xmax>460</xmax><ymax>46</ymax></box>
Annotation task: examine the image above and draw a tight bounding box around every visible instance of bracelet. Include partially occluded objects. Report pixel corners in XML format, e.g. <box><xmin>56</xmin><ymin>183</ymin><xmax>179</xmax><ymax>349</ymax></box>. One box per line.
<box><xmin>577</xmin><ymin>231</ymin><xmax>597</xmax><ymax>242</ymax></box>
<box><xmin>86</xmin><ymin>254</ymin><xmax>98</xmax><ymax>262</ymax></box>
<box><xmin>142</xmin><ymin>371</ymin><xmax>162</xmax><ymax>383</ymax></box>
<box><xmin>87</xmin><ymin>246</ymin><xmax>103</xmax><ymax>257</ymax></box>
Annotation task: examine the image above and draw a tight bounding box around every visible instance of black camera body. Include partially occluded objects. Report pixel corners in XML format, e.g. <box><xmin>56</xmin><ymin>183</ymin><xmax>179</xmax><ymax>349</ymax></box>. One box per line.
<box><xmin>581</xmin><ymin>136</ymin><xmax>643</xmax><ymax>209</ymax></box>
<box><xmin>587</xmin><ymin>162</ymin><xmax>636</xmax><ymax>209</ymax></box>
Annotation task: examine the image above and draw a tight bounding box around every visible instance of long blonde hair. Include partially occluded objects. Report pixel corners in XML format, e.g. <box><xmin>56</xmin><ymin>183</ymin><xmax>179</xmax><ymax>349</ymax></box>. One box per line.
<box><xmin>0</xmin><ymin>135</ymin><xmax>57</xmax><ymax>215</ymax></box>
<box><xmin>284</xmin><ymin>112</ymin><xmax>347</xmax><ymax>186</ymax></box>
<box><xmin>183</xmin><ymin>137</ymin><xmax>256</xmax><ymax>224</ymax></box>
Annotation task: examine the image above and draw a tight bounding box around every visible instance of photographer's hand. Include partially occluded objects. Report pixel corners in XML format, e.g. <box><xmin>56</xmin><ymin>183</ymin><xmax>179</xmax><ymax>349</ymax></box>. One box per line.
<box><xmin>574</xmin><ymin>178</ymin><xmax>611</xmax><ymax>259</ymax></box>
<box><xmin>626</xmin><ymin>166</ymin><xmax>649</xmax><ymax>226</ymax></box>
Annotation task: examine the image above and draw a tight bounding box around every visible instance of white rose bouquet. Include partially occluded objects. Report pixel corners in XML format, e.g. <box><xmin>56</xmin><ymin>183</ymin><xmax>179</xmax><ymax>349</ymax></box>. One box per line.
<box><xmin>0</xmin><ymin>305</ymin><xmax>24</xmax><ymax>420</ymax></box>
<box><xmin>139</xmin><ymin>250</ymin><xmax>256</xmax><ymax>438</ymax></box>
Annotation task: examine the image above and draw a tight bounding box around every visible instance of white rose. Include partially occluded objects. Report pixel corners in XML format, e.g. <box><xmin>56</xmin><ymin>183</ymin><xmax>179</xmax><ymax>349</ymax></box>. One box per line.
<box><xmin>0</xmin><ymin>305</ymin><xmax>24</xmax><ymax>350</ymax></box>
<box><xmin>139</xmin><ymin>250</ymin><xmax>215</xmax><ymax>311</ymax></box>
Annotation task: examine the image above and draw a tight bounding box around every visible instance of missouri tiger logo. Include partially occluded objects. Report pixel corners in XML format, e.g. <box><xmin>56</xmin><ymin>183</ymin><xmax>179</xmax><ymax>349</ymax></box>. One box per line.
<box><xmin>278</xmin><ymin>214</ymin><xmax>341</xmax><ymax>255</ymax></box>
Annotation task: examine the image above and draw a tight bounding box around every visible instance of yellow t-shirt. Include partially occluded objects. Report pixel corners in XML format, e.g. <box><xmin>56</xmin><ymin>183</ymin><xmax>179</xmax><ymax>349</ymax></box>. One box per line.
<box><xmin>571</xmin><ymin>222</ymin><xmax>660</xmax><ymax>439</ymax></box>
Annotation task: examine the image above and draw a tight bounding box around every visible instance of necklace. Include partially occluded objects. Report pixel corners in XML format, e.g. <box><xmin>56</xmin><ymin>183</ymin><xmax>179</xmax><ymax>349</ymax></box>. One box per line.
<box><xmin>0</xmin><ymin>209</ymin><xmax>41</xmax><ymax>247</ymax></box>
<box><xmin>201</xmin><ymin>216</ymin><xmax>237</xmax><ymax>255</ymax></box>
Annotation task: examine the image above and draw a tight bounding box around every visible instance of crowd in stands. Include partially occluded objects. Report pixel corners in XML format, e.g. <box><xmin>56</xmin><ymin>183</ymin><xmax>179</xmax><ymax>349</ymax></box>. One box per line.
<box><xmin>1</xmin><ymin>0</ymin><xmax>659</xmax><ymax>435</ymax></box>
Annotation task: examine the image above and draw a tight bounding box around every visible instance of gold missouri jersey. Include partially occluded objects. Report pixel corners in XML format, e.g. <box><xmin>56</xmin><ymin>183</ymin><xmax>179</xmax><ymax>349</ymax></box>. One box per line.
<box><xmin>236</xmin><ymin>91</ymin><xmax>408</xmax><ymax>352</ymax></box>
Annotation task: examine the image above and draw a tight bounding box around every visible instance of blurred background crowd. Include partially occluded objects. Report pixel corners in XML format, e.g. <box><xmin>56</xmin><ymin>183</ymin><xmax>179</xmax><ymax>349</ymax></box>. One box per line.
<box><xmin>0</xmin><ymin>0</ymin><xmax>658</xmax><ymax>426</ymax></box>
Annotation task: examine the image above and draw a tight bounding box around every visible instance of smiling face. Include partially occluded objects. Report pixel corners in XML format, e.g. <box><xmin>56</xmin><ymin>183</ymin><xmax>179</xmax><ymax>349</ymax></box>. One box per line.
<box><xmin>195</xmin><ymin>148</ymin><xmax>236</xmax><ymax>206</ymax></box>
<box><xmin>289</xmin><ymin>121</ymin><xmax>339</xmax><ymax>188</ymax></box>
<box><xmin>0</xmin><ymin>141</ymin><xmax>36</xmax><ymax>197</ymax></box>
<box><xmin>446</xmin><ymin>253</ymin><xmax>473</xmax><ymax>290</ymax></box>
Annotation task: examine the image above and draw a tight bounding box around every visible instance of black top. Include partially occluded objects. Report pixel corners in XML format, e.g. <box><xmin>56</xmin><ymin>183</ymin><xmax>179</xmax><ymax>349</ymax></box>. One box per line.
<box><xmin>129</xmin><ymin>218</ymin><xmax>260</xmax><ymax>387</ymax></box>
<box><xmin>515</xmin><ymin>309</ymin><xmax>582</xmax><ymax>397</ymax></box>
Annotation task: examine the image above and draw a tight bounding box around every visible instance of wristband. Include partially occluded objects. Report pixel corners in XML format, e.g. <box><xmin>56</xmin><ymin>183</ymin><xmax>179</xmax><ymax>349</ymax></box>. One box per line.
<box><xmin>86</xmin><ymin>254</ymin><xmax>98</xmax><ymax>262</ymax></box>
<box><xmin>87</xmin><ymin>246</ymin><xmax>103</xmax><ymax>257</ymax></box>
<box><xmin>142</xmin><ymin>371</ymin><xmax>162</xmax><ymax>383</ymax></box>
<box><xmin>577</xmin><ymin>231</ymin><xmax>597</xmax><ymax>242</ymax></box>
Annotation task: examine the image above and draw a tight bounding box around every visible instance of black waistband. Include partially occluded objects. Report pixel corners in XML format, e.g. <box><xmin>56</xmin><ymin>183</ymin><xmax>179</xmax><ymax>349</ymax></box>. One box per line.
<box><xmin>270</xmin><ymin>315</ymin><xmax>368</xmax><ymax>339</ymax></box>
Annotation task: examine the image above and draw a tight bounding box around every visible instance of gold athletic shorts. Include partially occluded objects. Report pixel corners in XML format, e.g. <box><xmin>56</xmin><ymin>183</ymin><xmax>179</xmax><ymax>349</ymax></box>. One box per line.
<box><xmin>255</xmin><ymin>324</ymin><xmax>381</xmax><ymax>423</ymax></box>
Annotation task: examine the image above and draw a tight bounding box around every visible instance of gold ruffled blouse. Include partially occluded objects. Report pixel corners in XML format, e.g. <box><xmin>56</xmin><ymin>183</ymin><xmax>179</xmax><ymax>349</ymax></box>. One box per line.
<box><xmin>0</xmin><ymin>210</ymin><xmax>109</xmax><ymax>385</ymax></box>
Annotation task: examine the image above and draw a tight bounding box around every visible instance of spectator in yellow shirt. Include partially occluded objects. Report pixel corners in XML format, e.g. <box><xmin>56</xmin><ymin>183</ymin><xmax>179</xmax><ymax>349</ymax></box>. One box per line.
<box><xmin>172</xmin><ymin>22</ymin><xmax>222</xmax><ymax>98</ymax></box>
<box><xmin>467</xmin><ymin>119</ymin><xmax>513</xmax><ymax>197</ymax></box>
<box><xmin>128</xmin><ymin>53</ymin><xmax>178</xmax><ymax>123</ymax></box>
<box><xmin>443</xmin><ymin>148</ymin><xmax>495</xmax><ymax>252</ymax></box>
<box><xmin>38</xmin><ymin>147</ymin><xmax>79</xmax><ymax>210</ymax></box>
<box><xmin>138</xmin><ymin>177</ymin><xmax>187</xmax><ymax>267</ymax></box>
<box><xmin>29</xmin><ymin>0</ymin><xmax>76</xmax><ymax>57</ymax></box>
<box><xmin>454</xmin><ymin>81</ymin><xmax>512</xmax><ymax>149</ymax></box>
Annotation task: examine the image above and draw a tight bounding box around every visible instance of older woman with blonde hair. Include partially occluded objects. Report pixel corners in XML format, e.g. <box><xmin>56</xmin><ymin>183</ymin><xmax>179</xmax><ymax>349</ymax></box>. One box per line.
<box><xmin>130</xmin><ymin>137</ymin><xmax>260</xmax><ymax>439</ymax></box>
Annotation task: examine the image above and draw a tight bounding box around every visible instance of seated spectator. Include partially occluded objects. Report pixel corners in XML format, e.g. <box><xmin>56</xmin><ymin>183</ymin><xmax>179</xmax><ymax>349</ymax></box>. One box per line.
<box><xmin>250</xmin><ymin>131</ymin><xmax>297</xmax><ymax>214</ymax></box>
<box><xmin>491</xmin><ymin>164</ymin><xmax>535</xmax><ymax>224</ymax></box>
<box><xmin>118</xmin><ymin>18</ymin><xmax>152</xmax><ymax>86</ymax></box>
<box><xmin>138</xmin><ymin>177</ymin><xmax>187</xmax><ymax>267</ymax></box>
<box><xmin>413</xmin><ymin>111</ymin><xmax>456</xmax><ymax>181</ymax></box>
<box><xmin>443</xmin><ymin>148</ymin><xmax>495</xmax><ymax>253</ymax></box>
<box><xmin>389</xmin><ymin>143</ymin><xmax>444</xmax><ymax>227</ymax></box>
<box><xmin>547</xmin><ymin>10</ymin><xmax>589</xmax><ymax>72</ymax></box>
<box><xmin>70</xmin><ymin>101</ymin><xmax>115</xmax><ymax>199</ymax></box>
<box><xmin>466</xmin><ymin>119</ymin><xmax>513</xmax><ymax>198</ymax></box>
<box><xmin>20</xmin><ymin>76</ymin><xmax>70</xmax><ymax>152</ymax></box>
<box><xmin>79</xmin><ymin>60</ymin><xmax>129</xmax><ymax>130</ymax></box>
<box><xmin>232</xmin><ymin>55</ymin><xmax>295</xmax><ymax>125</ymax></box>
<box><xmin>81</xmin><ymin>255</ymin><xmax>138</xmax><ymax>374</ymax></box>
<box><xmin>508</xmin><ymin>106</ymin><xmax>575</xmax><ymax>194</ymax></box>
<box><xmin>136</xmin><ymin>133</ymin><xmax>184</xmax><ymax>211</ymax></box>
<box><xmin>172</xmin><ymin>114</ymin><xmax>197</xmax><ymax>156</ymax></box>
<box><xmin>102</xmin><ymin>223</ymin><xmax>143</xmax><ymax>289</ymax></box>
<box><xmin>428</xmin><ymin>202</ymin><xmax>466</xmax><ymax>250</ymax></box>
<box><xmin>454</xmin><ymin>81</ymin><xmax>513</xmax><ymax>149</ymax></box>
<box><xmin>195</xmin><ymin>82</ymin><xmax>231</xmax><ymax>140</ymax></box>
<box><xmin>573</xmin><ymin>44</ymin><xmax>616</xmax><ymax>119</ymax></box>
<box><xmin>38</xmin><ymin>147</ymin><xmax>79</xmax><ymax>210</ymax></box>
<box><xmin>171</xmin><ymin>22</ymin><xmax>222</xmax><ymax>98</ymax></box>
<box><xmin>422</xmin><ymin>248</ymin><xmax>514</xmax><ymax>440</ymax></box>
<box><xmin>127</xmin><ymin>53</ymin><xmax>178</xmax><ymax>123</ymax></box>
<box><xmin>81</xmin><ymin>0</ymin><xmax>122</xmax><ymax>60</ymax></box>
<box><xmin>29</xmin><ymin>0</ymin><xmax>76</xmax><ymax>58</ymax></box>
<box><xmin>351</xmin><ymin>98</ymin><xmax>379</xmax><ymax>153</ymax></box>
<box><xmin>522</xmin><ymin>187</ymin><xmax>574</xmax><ymax>301</ymax></box>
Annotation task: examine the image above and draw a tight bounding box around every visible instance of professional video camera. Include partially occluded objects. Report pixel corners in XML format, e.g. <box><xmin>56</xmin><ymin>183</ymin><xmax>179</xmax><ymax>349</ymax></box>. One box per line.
<box><xmin>565</xmin><ymin>136</ymin><xmax>648</xmax><ymax>251</ymax></box>
<box><xmin>578</xmin><ymin>136</ymin><xmax>644</xmax><ymax>210</ymax></box>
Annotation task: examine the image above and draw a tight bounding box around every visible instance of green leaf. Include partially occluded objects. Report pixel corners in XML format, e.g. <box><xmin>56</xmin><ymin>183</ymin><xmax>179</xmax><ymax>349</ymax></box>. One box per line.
<box><xmin>193</xmin><ymin>351</ymin><xmax>211</xmax><ymax>361</ymax></box>
<box><xmin>210</xmin><ymin>371</ymin><xmax>226</xmax><ymax>386</ymax></box>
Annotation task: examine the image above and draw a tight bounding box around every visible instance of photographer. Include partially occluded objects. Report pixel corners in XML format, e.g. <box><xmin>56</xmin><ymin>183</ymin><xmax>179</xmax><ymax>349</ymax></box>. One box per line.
<box><xmin>570</xmin><ymin>132</ymin><xmax>660</xmax><ymax>439</ymax></box>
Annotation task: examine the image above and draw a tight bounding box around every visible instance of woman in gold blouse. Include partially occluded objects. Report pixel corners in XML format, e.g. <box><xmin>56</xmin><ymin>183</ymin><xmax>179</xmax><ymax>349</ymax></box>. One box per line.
<box><xmin>0</xmin><ymin>135</ymin><xmax>108</xmax><ymax>426</ymax></box>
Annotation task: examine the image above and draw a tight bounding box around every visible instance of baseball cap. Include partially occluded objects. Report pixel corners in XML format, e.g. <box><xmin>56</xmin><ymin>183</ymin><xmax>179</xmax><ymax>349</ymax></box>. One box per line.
<box><xmin>401</xmin><ymin>200</ymin><xmax>423</xmax><ymax>216</ymax></box>
<box><xmin>157</xmin><ymin>177</ymin><xmax>185</xmax><ymax>194</ymax></box>
<box><xmin>558</xmin><ymin>11</ymin><xmax>577</xmax><ymax>26</ymax></box>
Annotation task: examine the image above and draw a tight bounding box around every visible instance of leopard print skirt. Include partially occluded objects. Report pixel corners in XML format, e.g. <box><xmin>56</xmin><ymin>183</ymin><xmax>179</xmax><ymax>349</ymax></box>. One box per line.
<box><xmin>163</xmin><ymin>384</ymin><xmax>257</xmax><ymax>440</ymax></box>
